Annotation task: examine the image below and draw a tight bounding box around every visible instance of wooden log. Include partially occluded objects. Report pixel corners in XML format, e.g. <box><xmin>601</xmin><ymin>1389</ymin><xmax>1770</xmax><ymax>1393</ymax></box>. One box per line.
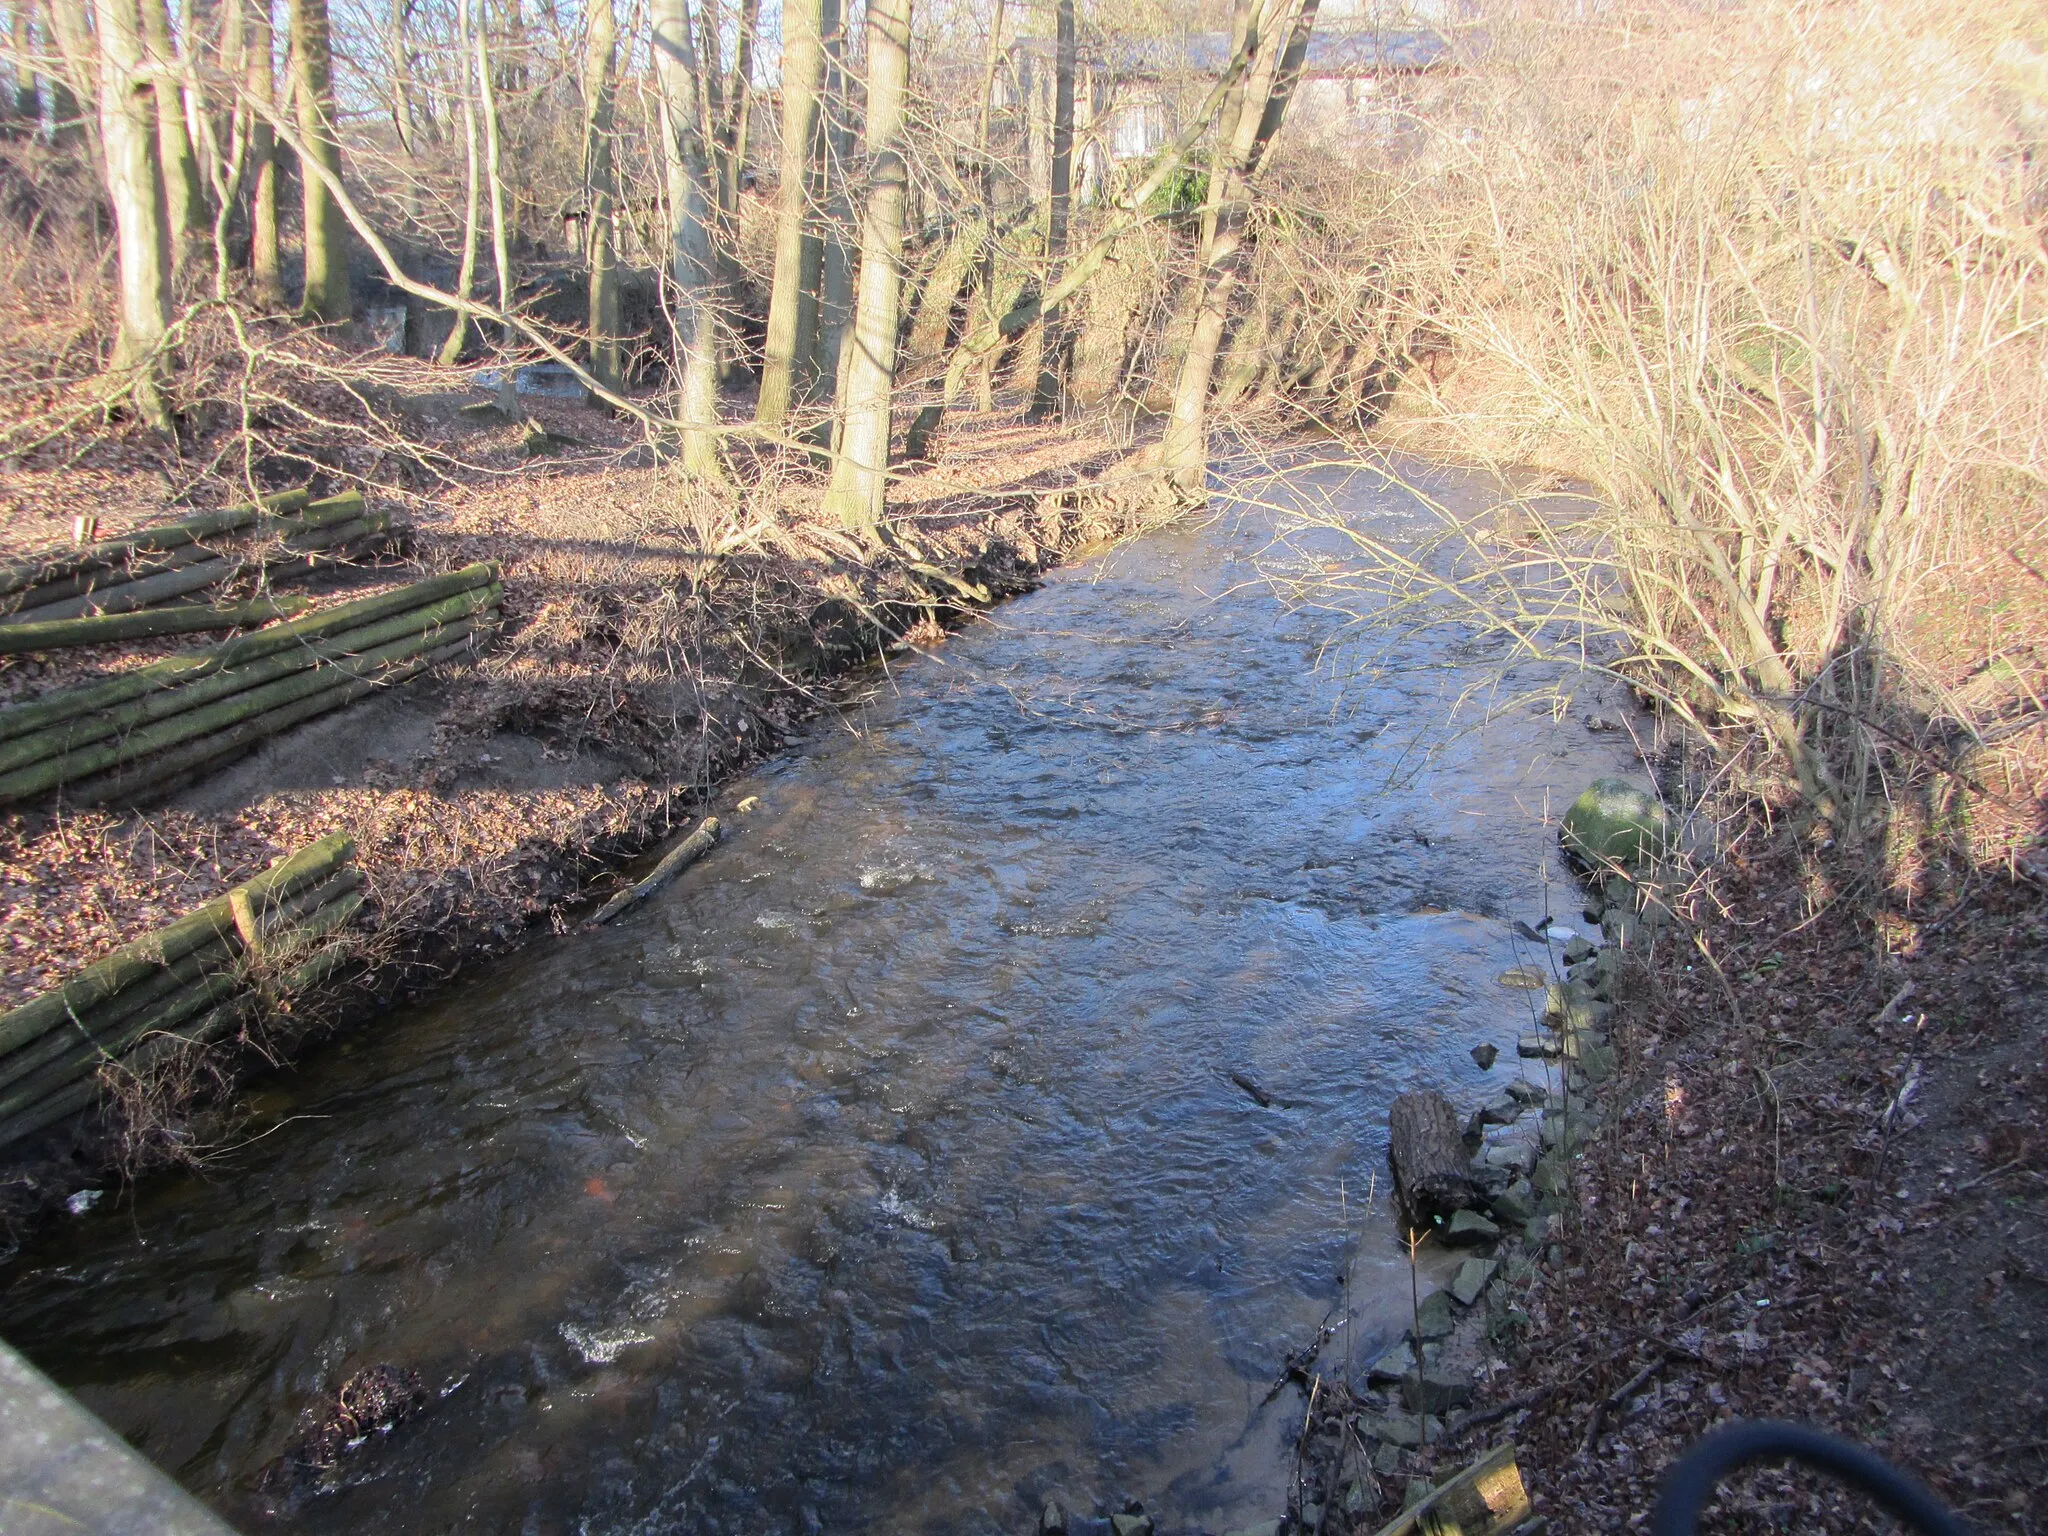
<box><xmin>0</xmin><ymin>970</ymin><xmax>247</xmax><ymax>1124</ymax></box>
<box><xmin>2</xmin><ymin>512</ymin><xmax>394</xmax><ymax>627</ymax></box>
<box><xmin>0</xmin><ymin>614</ymin><xmax>486</xmax><ymax>803</ymax></box>
<box><xmin>0</xmin><ymin>935</ymin><xmax>237</xmax><ymax>1094</ymax></box>
<box><xmin>0</xmin><ymin>564</ymin><xmax>500</xmax><ymax>745</ymax></box>
<box><xmin>64</xmin><ymin>622</ymin><xmax>491</xmax><ymax>807</ymax></box>
<box><xmin>0</xmin><ymin>584</ymin><xmax>501</xmax><ymax>778</ymax></box>
<box><xmin>1</xmin><ymin>546</ymin><xmax>225</xmax><ymax>619</ymax></box>
<box><xmin>591</xmin><ymin>817</ymin><xmax>722</xmax><ymax>923</ymax></box>
<box><xmin>0</xmin><ymin>597</ymin><xmax>313</xmax><ymax>655</ymax></box>
<box><xmin>0</xmin><ymin>488</ymin><xmax>311</xmax><ymax>600</ymax></box>
<box><xmin>1388</xmin><ymin>1089</ymin><xmax>1480</xmax><ymax>1228</ymax></box>
<box><xmin>0</xmin><ymin>999</ymin><xmax>247</xmax><ymax>1153</ymax></box>
<box><xmin>1363</xmin><ymin>1443</ymin><xmax>1529</xmax><ymax>1536</ymax></box>
<box><xmin>0</xmin><ymin>832</ymin><xmax>353</xmax><ymax>1058</ymax></box>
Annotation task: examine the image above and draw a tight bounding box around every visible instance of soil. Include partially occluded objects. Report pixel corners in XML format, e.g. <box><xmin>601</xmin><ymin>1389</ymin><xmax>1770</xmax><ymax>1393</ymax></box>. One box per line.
<box><xmin>0</xmin><ymin>366</ymin><xmax>1152</xmax><ymax>1239</ymax></box>
<box><xmin>1288</xmin><ymin>822</ymin><xmax>2048</xmax><ymax>1535</ymax></box>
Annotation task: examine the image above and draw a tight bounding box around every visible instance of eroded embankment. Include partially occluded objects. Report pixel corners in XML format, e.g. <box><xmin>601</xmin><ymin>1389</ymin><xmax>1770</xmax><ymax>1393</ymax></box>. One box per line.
<box><xmin>0</xmin><ymin>424</ymin><xmax>1149</xmax><ymax>1236</ymax></box>
<box><xmin>1287</xmin><ymin>809</ymin><xmax>2047</xmax><ymax>1534</ymax></box>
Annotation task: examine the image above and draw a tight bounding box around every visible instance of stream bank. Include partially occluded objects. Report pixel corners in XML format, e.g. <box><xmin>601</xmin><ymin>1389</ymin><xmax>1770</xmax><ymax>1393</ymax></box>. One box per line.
<box><xmin>2</xmin><ymin>458</ymin><xmax>1655</xmax><ymax>1534</ymax></box>
<box><xmin>0</xmin><ymin>400</ymin><xmax>1149</xmax><ymax>1237</ymax></box>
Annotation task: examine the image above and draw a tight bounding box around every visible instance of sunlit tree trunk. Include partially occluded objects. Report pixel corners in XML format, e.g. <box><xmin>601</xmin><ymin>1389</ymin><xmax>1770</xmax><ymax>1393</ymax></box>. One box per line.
<box><xmin>245</xmin><ymin>0</ymin><xmax>283</xmax><ymax>306</ymax></box>
<box><xmin>813</xmin><ymin>10</ymin><xmax>853</xmax><ymax>415</ymax></box>
<box><xmin>1158</xmin><ymin>0</ymin><xmax>1318</xmax><ymax>501</ymax></box>
<box><xmin>754</xmin><ymin>0</ymin><xmax>830</xmax><ymax>431</ymax></box>
<box><xmin>475</xmin><ymin>5</ymin><xmax>512</xmax><ymax>340</ymax></box>
<box><xmin>290</xmin><ymin>0</ymin><xmax>352</xmax><ymax>320</ymax></box>
<box><xmin>44</xmin><ymin>0</ymin><xmax>98</xmax><ymax>154</ymax></box>
<box><xmin>437</xmin><ymin>0</ymin><xmax>482</xmax><ymax>363</ymax></box>
<box><xmin>651</xmin><ymin>0</ymin><xmax>726</xmax><ymax>480</ymax></box>
<box><xmin>94</xmin><ymin>0</ymin><xmax>174</xmax><ymax>427</ymax></box>
<box><xmin>1028</xmin><ymin>0</ymin><xmax>1075</xmax><ymax>422</ymax></box>
<box><xmin>138</xmin><ymin>0</ymin><xmax>206</xmax><ymax>268</ymax></box>
<box><xmin>581</xmin><ymin>0</ymin><xmax>621</xmax><ymax>390</ymax></box>
<box><xmin>820</xmin><ymin>0</ymin><xmax>912</xmax><ymax>530</ymax></box>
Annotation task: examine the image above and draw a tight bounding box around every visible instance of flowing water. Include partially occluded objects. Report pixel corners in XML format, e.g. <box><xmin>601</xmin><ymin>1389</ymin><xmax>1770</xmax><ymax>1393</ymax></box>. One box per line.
<box><xmin>2</xmin><ymin>461</ymin><xmax>1643</xmax><ymax>1534</ymax></box>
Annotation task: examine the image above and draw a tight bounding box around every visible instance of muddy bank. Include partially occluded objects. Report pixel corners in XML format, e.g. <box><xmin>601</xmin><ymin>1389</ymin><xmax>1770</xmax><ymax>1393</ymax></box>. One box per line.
<box><xmin>1284</xmin><ymin>816</ymin><xmax>2046</xmax><ymax>1534</ymax></box>
<box><xmin>0</xmin><ymin>405</ymin><xmax>1151</xmax><ymax>1239</ymax></box>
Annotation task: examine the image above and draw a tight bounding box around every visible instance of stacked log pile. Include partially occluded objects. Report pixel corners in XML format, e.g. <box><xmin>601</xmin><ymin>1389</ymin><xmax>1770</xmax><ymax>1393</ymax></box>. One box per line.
<box><xmin>0</xmin><ymin>489</ymin><xmax>399</xmax><ymax>644</ymax></box>
<box><xmin>0</xmin><ymin>562</ymin><xmax>502</xmax><ymax>806</ymax></box>
<box><xmin>0</xmin><ymin>833</ymin><xmax>362</xmax><ymax>1152</ymax></box>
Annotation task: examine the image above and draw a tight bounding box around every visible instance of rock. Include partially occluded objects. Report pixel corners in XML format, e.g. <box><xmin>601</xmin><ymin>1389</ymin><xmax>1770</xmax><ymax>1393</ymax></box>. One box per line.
<box><xmin>1562</xmin><ymin>936</ymin><xmax>1595</xmax><ymax>964</ymax></box>
<box><xmin>1403</xmin><ymin>1477</ymin><xmax>1436</xmax><ymax>1511</ymax></box>
<box><xmin>1471</xmin><ymin>1042</ymin><xmax>1499</xmax><ymax>1070</ymax></box>
<box><xmin>1489</xmin><ymin>1180</ymin><xmax>1537</xmax><ymax>1226</ymax></box>
<box><xmin>1357</xmin><ymin>1411</ymin><xmax>1430</xmax><ymax>1449</ymax></box>
<box><xmin>1517</xmin><ymin>1034</ymin><xmax>1561</xmax><ymax>1059</ymax></box>
<box><xmin>1504</xmin><ymin>1079</ymin><xmax>1547</xmax><ymax>1106</ymax></box>
<box><xmin>1222</xmin><ymin>1524</ymin><xmax>1282</xmax><ymax>1536</ymax></box>
<box><xmin>1444</xmin><ymin>1209</ymin><xmax>1501</xmax><ymax>1246</ymax></box>
<box><xmin>1401</xmin><ymin>1368</ymin><xmax>1475</xmax><ymax>1414</ymax></box>
<box><xmin>1479</xmin><ymin>1093</ymin><xmax>1522</xmax><ymax>1125</ymax></box>
<box><xmin>1041</xmin><ymin>1499</ymin><xmax>1068</xmax><ymax>1535</ymax></box>
<box><xmin>1562</xmin><ymin>778</ymin><xmax>1671</xmax><ymax>868</ymax></box>
<box><xmin>1603</xmin><ymin>907</ymin><xmax>1639</xmax><ymax>947</ymax></box>
<box><xmin>1372</xmin><ymin>1442</ymin><xmax>1406</xmax><ymax>1476</ymax></box>
<box><xmin>1415</xmin><ymin>1289</ymin><xmax>1457</xmax><ymax>1340</ymax></box>
<box><xmin>1299</xmin><ymin>1504</ymin><xmax>1322</xmax><ymax>1532</ymax></box>
<box><xmin>1368</xmin><ymin>1338</ymin><xmax>1425</xmax><ymax>1385</ymax></box>
<box><xmin>1578</xmin><ymin>1040</ymin><xmax>1617</xmax><ymax>1083</ymax></box>
<box><xmin>1450</xmin><ymin>1256</ymin><xmax>1498</xmax><ymax>1306</ymax></box>
<box><xmin>1532</xmin><ymin>1153</ymin><xmax>1572</xmax><ymax>1196</ymax></box>
<box><xmin>1110</xmin><ymin>1513</ymin><xmax>1153</xmax><ymax>1536</ymax></box>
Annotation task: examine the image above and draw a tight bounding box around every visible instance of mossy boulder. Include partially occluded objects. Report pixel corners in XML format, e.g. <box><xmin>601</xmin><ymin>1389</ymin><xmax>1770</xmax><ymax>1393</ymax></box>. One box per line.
<box><xmin>1561</xmin><ymin>778</ymin><xmax>1671</xmax><ymax>869</ymax></box>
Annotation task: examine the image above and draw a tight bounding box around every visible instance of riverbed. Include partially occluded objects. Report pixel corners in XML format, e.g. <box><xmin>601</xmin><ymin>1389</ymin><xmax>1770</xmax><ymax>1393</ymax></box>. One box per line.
<box><xmin>2</xmin><ymin>458</ymin><xmax>1642</xmax><ymax>1533</ymax></box>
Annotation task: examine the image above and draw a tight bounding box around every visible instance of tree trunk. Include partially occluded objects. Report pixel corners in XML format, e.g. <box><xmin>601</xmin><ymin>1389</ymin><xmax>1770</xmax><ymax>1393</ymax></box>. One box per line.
<box><xmin>138</xmin><ymin>0</ymin><xmax>206</xmax><ymax>269</ymax></box>
<box><xmin>1157</xmin><ymin>0</ymin><xmax>1318</xmax><ymax>501</ymax></box>
<box><xmin>1028</xmin><ymin>0</ymin><xmax>1075</xmax><ymax>422</ymax></box>
<box><xmin>244</xmin><ymin>0</ymin><xmax>282</xmax><ymax>305</ymax></box>
<box><xmin>1387</xmin><ymin>1090</ymin><xmax>1479</xmax><ymax>1230</ymax></box>
<box><xmin>753</xmin><ymin>0</ymin><xmax>830</xmax><ymax>432</ymax></box>
<box><xmin>43</xmin><ymin>0</ymin><xmax>98</xmax><ymax>156</ymax></box>
<box><xmin>475</xmin><ymin>4</ymin><xmax>512</xmax><ymax>342</ymax></box>
<box><xmin>650</xmin><ymin>0</ymin><xmax>726</xmax><ymax>481</ymax></box>
<box><xmin>438</xmin><ymin>0</ymin><xmax>482</xmax><ymax>363</ymax></box>
<box><xmin>813</xmin><ymin>14</ymin><xmax>854</xmax><ymax>419</ymax></box>
<box><xmin>819</xmin><ymin>0</ymin><xmax>912</xmax><ymax>530</ymax></box>
<box><xmin>581</xmin><ymin>0</ymin><xmax>621</xmax><ymax>390</ymax></box>
<box><xmin>290</xmin><ymin>0</ymin><xmax>351</xmax><ymax>321</ymax></box>
<box><xmin>10</xmin><ymin>7</ymin><xmax>38</xmax><ymax>130</ymax></box>
<box><xmin>93</xmin><ymin>0</ymin><xmax>174</xmax><ymax>429</ymax></box>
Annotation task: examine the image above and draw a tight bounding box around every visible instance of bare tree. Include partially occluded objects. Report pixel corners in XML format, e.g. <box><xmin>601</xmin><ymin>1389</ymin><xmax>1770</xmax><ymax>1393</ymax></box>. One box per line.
<box><xmin>290</xmin><ymin>0</ymin><xmax>352</xmax><ymax>320</ymax></box>
<box><xmin>754</xmin><ymin>0</ymin><xmax>832</xmax><ymax>432</ymax></box>
<box><xmin>819</xmin><ymin>0</ymin><xmax>913</xmax><ymax>529</ymax></box>
<box><xmin>244</xmin><ymin>0</ymin><xmax>284</xmax><ymax>306</ymax></box>
<box><xmin>1027</xmin><ymin>0</ymin><xmax>1075</xmax><ymax>422</ymax></box>
<box><xmin>91</xmin><ymin>0</ymin><xmax>174</xmax><ymax>426</ymax></box>
<box><xmin>650</xmin><ymin>0</ymin><xmax>726</xmax><ymax>480</ymax></box>
<box><xmin>581</xmin><ymin>0</ymin><xmax>622</xmax><ymax>390</ymax></box>
<box><xmin>137</xmin><ymin>0</ymin><xmax>206</xmax><ymax>268</ymax></box>
<box><xmin>1157</xmin><ymin>0</ymin><xmax>1319</xmax><ymax>501</ymax></box>
<box><xmin>438</xmin><ymin>0</ymin><xmax>483</xmax><ymax>362</ymax></box>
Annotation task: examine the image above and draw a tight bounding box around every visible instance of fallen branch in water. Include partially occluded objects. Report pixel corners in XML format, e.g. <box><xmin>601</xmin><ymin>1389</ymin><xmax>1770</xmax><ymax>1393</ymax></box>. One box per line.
<box><xmin>591</xmin><ymin>817</ymin><xmax>722</xmax><ymax>925</ymax></box>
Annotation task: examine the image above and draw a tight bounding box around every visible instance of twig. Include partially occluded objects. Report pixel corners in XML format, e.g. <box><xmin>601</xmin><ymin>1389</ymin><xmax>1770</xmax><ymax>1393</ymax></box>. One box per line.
<box><xmin>1578</xmin><ymin>1352</ymin><xmax>1676</xmax><ymax>1457</ymax></box>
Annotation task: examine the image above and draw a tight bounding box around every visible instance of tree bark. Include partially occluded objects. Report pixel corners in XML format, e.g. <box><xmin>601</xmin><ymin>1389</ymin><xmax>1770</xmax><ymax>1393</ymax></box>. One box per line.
<box><xmin>474</xmin><ymin>3</ymin><xmax>512</xmax><ymax>342</ymax></box>
<box><xmin>243</xmin><ymin>0</ymin><xmax>283</xmax><ymax>305</ymax></box>
<box><xmin>650</xmin><ymin>0</ymin><xmax>726</xmax><ymax>480</ymax></box>
<box><xmin>43</xmin><ymin>0</ymin><xmax>98</xmax><ymax>155</ymax></box>
<box><xmin>290</xmin><ymin>0</ymin><xmax>352</xmax><ymax>321</ymax></box>
<box><xmin>1028</xmin><ymin>0</ymin><xmax>1075</xmax><ymax>422</ymax></box>
<box><xmin>1387</xmin><ymin>1090</ymin><xmax>1479</xmax><ymax>1229</ymax></box>
<box><xmin>754</xmin><ymin>0</ymin><xmax>830</xmax><ymax>431</ymax></box>
<box><xmin>1157</xmin><ymin>0</ymin><xmax>1319</xmax><ymax>501</ymax></box>
<box><xmin>819</xmin><ymin>0</ymin><xmax>912</xmax><ymax>530</ymax></box>
<box><xmin>581</xmin><ymin>0</ymin><xmax>621</xmax><ymax>390</ymax></box>
<box><xmin>813</xmin><ymin>13</ymin><xmax>853</xmax><ymax>419</ymax></box>
<box><xmin>92</xmin><ymin>0</ymin><xmax>175</xmax><ymax>429</ymax></box>
<box><xmin>137</xmin><ymin>0</ymin><xmax>206</xmax><ymax>268</ymax></box>
<box><xmin>438</xmin><ymin>0</ymin><xmax>483</xmax><ymax>363</ymax></box>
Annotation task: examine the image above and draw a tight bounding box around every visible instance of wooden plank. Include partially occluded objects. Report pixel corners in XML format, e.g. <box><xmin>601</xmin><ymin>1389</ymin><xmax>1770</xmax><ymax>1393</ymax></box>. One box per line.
<box><xmin>1367</xmin><ymin>1443</ymin><xmax>1531</xmax><ymax>1536</ymax></box>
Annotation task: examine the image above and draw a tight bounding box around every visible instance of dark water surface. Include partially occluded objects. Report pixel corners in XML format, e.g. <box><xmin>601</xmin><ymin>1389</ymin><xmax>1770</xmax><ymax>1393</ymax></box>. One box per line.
<box><xmin>3</xmin><ymin>463</ymin><xmax>1640</xmax><ymax>1533</ymax></box>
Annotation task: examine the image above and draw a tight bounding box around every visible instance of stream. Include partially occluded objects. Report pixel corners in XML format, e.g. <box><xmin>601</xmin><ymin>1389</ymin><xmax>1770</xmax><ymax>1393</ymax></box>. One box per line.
<box><xmin>1</xmin><ymin>459</ymin><xmax>1642</xmax><ymax>1534</ymax></box>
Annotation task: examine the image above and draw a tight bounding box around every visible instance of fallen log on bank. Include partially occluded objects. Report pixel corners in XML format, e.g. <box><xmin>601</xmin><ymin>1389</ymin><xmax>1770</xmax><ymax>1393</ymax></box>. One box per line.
<box><xmin>590</xmin><ymin>817</ymin><xmax>722</xmax><ymax>924</ymax></box>
<box><xmin>0</xmin><ymin>596</ymin><xmax>313</xmax><ymax>655</ymax></box>
<box><xmin>0</xmin><ymin>492</ymin><xmax>400</xmax><ymax>630</ymax></box>
<box><xmin>0</xmin><ymin>833</ymin><xmax>364</xmax><ymax>1153</ymax></box>
<box><xmin>1364</xmin><ymin>1443</ymin><xmax>1530</xmax><ymax>1536</ymax></box>
<box><xmin>1389</xmin><ymin>1089</ymin><xmax>1481</xmax><ymax>1230</ymax></box>
<box><xmin>0</xmin><ymin>566</ymin><xmax>501</xmax><ymax>805</ymax></box>
<box><xmin>0</xmin><ymin>488</ymin><xmax>312</xmax><ymax>600</ymax></box>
